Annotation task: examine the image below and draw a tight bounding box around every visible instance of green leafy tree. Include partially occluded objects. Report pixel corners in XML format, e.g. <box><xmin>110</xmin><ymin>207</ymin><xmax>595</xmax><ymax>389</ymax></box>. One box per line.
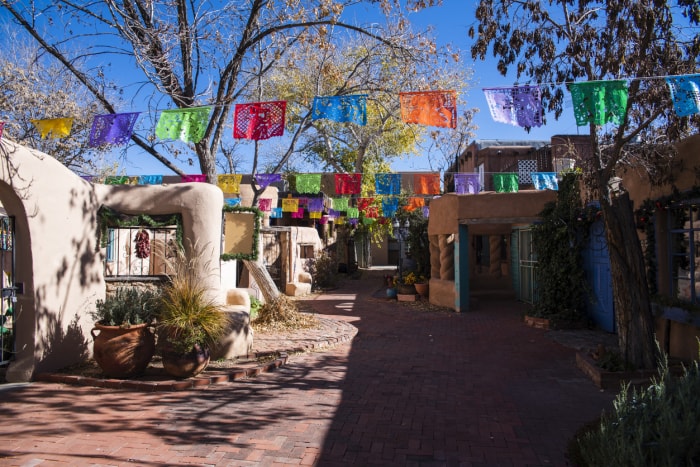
<box><xmin>470</xmin><ymin>0</ymin><xmax>700</xmax><ymax>369</ymax></box>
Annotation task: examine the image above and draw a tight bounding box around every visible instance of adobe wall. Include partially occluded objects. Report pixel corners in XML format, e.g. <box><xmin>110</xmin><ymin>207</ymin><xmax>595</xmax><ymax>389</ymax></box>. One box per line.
<box><xmin>1</xmin><ymin>140</ymin><xmax>226</xmax><ymax>382</ymax></box>
<box><xmin>428</xmin><ymin>191</ymin><xmax>556</xmax><ymax>236</ymax></box>
<box><xmin>427</xmin><ymin>190</ymin><xmax>556</xmax><ymax>311</ymax></box>
<box><xmin>623</xmin><ymin>134</ymin><xmax>700</xmax><ymax>208</ymax></box>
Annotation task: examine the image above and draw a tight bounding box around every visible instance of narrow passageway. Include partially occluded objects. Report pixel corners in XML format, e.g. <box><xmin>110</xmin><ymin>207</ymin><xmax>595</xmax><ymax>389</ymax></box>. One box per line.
<box><xmin>0</xmin><ymin>269</ymin><xmax>614</xmax><ymax>466</ymax></box>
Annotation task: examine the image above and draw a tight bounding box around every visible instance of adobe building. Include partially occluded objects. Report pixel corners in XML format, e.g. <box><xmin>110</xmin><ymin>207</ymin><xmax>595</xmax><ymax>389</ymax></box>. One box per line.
<box><xmin>0</xmin><ymin>140</ymin><xmax>251</xmax><ymax>383</ymax></box>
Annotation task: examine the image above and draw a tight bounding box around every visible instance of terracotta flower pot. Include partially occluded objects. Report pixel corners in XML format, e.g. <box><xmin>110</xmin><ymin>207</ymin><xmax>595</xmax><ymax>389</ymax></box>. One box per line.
<box><xmin>91</xmin><ymin>323</ymin><xmax>156</xmax><ymax>378</ymax></box>
<box><xmin>414</xmin><ymin>282</ymin><xmax>429</xmax><ymax>298</ymax></box>
<box><xmin>397</xmin><ymin>284</ymin><xmax>417</xmax><ymax>295</ymax></box>
<box><xmin>161</xmin><ymin>343</ymin><xmax>211</xmax><ymax>379</ymax></box>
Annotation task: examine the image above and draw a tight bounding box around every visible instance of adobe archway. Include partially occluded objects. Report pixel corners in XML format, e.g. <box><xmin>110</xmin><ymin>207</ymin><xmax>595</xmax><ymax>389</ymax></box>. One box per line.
<box><xmin>1</xmin><ymin>140</ymin><xmax>226</xmax><ymax>383</ymax></box>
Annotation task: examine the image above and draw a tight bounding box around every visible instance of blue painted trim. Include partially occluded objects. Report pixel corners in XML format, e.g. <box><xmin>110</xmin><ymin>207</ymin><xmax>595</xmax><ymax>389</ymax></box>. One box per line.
<box><xmin>454</xmin><ymin>224</ymin><xmax>470</xmax><ymax>312</ymax></box>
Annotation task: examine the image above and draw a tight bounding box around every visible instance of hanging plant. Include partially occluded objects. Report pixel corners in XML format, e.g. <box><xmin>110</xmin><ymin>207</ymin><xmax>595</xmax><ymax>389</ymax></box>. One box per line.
<box><xmin>134</xmin><ymin>229</ymin><xmax>151</xmax><ymax>259</ymax></box>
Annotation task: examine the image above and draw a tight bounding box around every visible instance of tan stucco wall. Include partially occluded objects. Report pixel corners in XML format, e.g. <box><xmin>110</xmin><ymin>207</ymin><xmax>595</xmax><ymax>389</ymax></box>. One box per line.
<box><xmin>1</xmin><ymin>141</ymin><xmax>228</xmax><ymax>382</ymax></box>
<box><xmin>0</xmin><ymin>141</ymin><xmax>104</xmax><ymax>382</ymax></box>
<box><xmin>623</xmin><ymin>134</ymin><xmax>700</xmax><ymax>208</ymax></box>
<box><xmin>427</xmin><ymin>190</ymin><xmax>556</xmax><ymax>311</ymax></box>
<box><xmin>429</xmin><ymin>191</ymin><xmax>557</xmax><ymax>236</ymax></box>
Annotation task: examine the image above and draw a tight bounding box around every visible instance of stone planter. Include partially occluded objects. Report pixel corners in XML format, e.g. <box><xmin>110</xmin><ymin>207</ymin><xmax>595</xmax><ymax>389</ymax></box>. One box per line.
<box><xmin>397</xmin><ymin>284</ymin><xmax>417</xmax><ymax>295</ymax></box>
<box><xmin>397</xmin><ymin>293</ymin><xmax>418</xmax><ymax>302</ymax></box>
<box><xmin>575</xmin><ymin>351</ymin><xmax>660</xmax><ymax>390</ymax></box>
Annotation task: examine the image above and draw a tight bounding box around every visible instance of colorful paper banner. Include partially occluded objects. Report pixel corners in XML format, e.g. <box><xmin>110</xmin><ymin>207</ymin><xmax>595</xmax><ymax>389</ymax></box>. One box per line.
<box><xmin>399</xmin><ymin>90</ymin><xmax>457</xmax><ymax>129</ymax></box>
<box><xmin>483</xmin><ymin>86</ymin><xmax>543</xmax><ymax>128</ymax></box>
<box><xmin>375</xmin><ymin>173</ymin><xmax>402</xmax><ymax>195</ymax></box>
<box><xmin>665</xmin><ymin>74</ymin><xmax>700</xmax><ymax>117</ymax></box>
<box><xmin>312</xmin><ymin>95</ymin><xmax>367</xmax><ymax>125</ymax></box>
<box><xmin>569</xmin><ymin>80</ymin><xmax>628</xmax><ymax>126</ymax></box>
<box><xmin>89</xmin><ymin>112</ymin><xmax>140</xmax><ymax>147</ymax></box>
<box><xmin>31</xmin><ymin>117</ymin><xmax>73</xmax><ymax>139</ymax></box>
<box><xmin>155</xmin><ymin>107</ymin><xmax>211</xmax><ymax>143</ymax></box>
<box><xmin>233</xmin><ymin>101</ymin><xmax>286</xmax><ymax>140</ymax></box>
<box><xmin>493</xmin><ymin>173</ymin><xmax>519</xmax><ymax>193</ymax></box>
<box><xmin>217</xmin><ymin>174</ymin><xmax>243</xmax><ymax>194</ymax></box>
<box><xmin>335</xmin><ymin>173</ymin><xmax>362</xmax><ymax>195</ymax></box>
<box><xmin>413</xmin><ymin>173</ymin><xmax>441</xmax><ymax>195</ymax></box>
<box><xmin>454</xmin><ymin>173</ymin><xmax>481</xmax><ymax>194</ymax></box>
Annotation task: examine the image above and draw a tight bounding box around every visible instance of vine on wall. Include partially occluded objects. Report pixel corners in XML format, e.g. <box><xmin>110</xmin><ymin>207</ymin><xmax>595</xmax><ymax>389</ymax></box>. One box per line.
<box><xmin>220</xmin><ymin>205</ymin><xmax>262</xmax><ymax>261</ymax></box>
<box><xmin>635</xmin><ymin>186</ymin><xmax>700</xmax><ymax>303</ymax></box>
<box><xmin>98</xmin><ymin>206</ymin><xmax>184</xmax><ymax>249</ymax></box>
<box><xmin>531</xmin><ymin>173</ymin><xmax>591</xmax><ymax>325</ymax></box>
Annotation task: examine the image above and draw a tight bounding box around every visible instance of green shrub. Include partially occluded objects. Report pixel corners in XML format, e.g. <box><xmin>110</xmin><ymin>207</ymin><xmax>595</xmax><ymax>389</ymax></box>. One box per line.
<box><xmin>575</xmin><ymin>353</ymin><xmax>700</xmax><ymax>466</ymax></box>
<box><xmin>249</xmin><ymin>295</ymin><xmax>262</xmax><ymax>320</ymax></box>
<box><xmin>92</xmin><ymin>287</ymin><xmax>160</xmax><ymax>327</ymax></box>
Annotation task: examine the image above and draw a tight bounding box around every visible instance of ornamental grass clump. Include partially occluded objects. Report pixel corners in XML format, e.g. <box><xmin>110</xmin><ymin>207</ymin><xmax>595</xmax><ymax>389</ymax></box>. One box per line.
<box><xmin>572</xmin><ymin>350</ymin><xmax>700</xmax><ymax>466</ymax></box>
<box><xmin>156</xmin><ymin>244</ymin><xmax>229</xmax><ymax>355</ymax></box>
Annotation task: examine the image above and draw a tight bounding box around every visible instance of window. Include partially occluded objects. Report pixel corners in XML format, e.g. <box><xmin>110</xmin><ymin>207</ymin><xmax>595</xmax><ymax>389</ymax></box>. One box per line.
<box><xmin>103</xmin><ymin>226</ymin><xmax>179</xmax><ymax>277</ymax></box>
<box><xmin>300</xmin><ymin>244</ymin><xmax>315</xmax><ymax>259</ymax></box>
<box><xmin>668</xmin><ymin>203</ymin><xmax>700</xmax><ymax>303</ymax></box>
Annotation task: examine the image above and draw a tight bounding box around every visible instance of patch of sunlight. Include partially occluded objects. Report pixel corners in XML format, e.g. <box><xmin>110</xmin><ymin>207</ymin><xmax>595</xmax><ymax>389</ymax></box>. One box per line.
<box><xmin>314</xmin><ymin>294</ymin><xmax>357</xmax><ymax>301</ymax></box>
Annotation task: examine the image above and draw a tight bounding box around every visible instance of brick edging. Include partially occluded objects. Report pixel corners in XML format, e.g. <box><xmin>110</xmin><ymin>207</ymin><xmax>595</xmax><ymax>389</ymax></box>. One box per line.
<box><xmin>33</xmin><ymin>320</ymin><xmax>358</xmax><ymax>392</ymax></box>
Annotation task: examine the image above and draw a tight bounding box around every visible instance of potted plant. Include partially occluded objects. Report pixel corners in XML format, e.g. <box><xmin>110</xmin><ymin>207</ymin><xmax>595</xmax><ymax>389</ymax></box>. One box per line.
<box><xmin>413</xmin><ymin>274</ymin><xmax>429</xmax><ymax>298</ymax></box>
<box><xmin>397</xmin><ymin>271</ymin><xmax>419</xmax><ymax>295</ymax></box>
<box><xmin>156</xmin><ymin>248</ymin><xmax>230</xmax><ymax>378</ymax></box>
<box><xmin>90</xmin><ymin>287</ymin><xmax>160</xmax><ymax>378</ymax></box>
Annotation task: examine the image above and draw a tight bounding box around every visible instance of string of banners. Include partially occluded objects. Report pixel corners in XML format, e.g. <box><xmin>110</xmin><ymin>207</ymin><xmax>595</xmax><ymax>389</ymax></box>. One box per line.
<box><xmin>6</xmin><ymin>74</ymin><xmax>697</xmax><ymax>144</ymax></box>
<box><xmin>484</xmin><ymin>73</ymin><xmax>700</xmax><ymax>127</ymax></box>
<box><xmin>84</xmin><ymin>170</ymin><xmax>559</xmax><ymax>225</ymax></box>
<box><xmin>234</xmin><ymin>171</ymin><xmax>556</xmax><ymax>224</ymax></box>
<box><xmin>2</xmin><ymin>90</ymin><xmax>458</xmax><ymax>144</ymax></box>
<box><xmin>86</xmin><ymin>171</ymin><xmax>557</xmax><ymax>194</ymax></box>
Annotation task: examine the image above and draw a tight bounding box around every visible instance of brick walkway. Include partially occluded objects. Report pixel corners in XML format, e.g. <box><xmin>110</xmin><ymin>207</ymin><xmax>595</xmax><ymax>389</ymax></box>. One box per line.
<box><xmin>0</xmin><ymin>269</ymin><xmax>616</xmax><ymax>466</ymax></box>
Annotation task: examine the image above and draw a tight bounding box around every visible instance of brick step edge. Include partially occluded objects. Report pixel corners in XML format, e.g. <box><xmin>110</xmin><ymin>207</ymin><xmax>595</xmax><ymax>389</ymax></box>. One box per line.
<box><xmin>34</xmin><ymin>353</ymin><xmax>289</xmax><ymax>392</ymax></box>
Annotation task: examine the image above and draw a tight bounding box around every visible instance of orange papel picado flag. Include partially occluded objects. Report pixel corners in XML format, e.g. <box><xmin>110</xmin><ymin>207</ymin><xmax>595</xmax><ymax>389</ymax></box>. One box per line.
<box><xmin>399</xmin><ymin>90</ymin><xmax>457</xmax><ymax>129</ymax></box>
<box><xmin>405</xmin><ymin>197</ymin><xmax>426</xmax><ymax>212</ymax></box>
<box><xmin>413</xmin><ymin>173</ymin><xmax>441</xmax><ymax>195</ymax></box>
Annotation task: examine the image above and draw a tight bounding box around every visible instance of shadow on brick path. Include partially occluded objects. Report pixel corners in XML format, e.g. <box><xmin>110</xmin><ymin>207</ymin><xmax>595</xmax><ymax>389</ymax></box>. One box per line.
<box><xmin>307</xmin><ymin>268</ymin><xmax>616</xmax><ymax>466</ymax></box>
<box><xmin>0</xmin><ymin>268</ymin><xmax>616</xmax><ymax>466</ymax></box>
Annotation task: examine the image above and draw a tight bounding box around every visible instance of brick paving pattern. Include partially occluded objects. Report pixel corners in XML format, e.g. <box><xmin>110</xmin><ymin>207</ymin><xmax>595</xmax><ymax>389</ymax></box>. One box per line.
<box><xmin>0</xmin><ymin>270</ymin><xmax>616</xmax><ymax>466</ymax></box>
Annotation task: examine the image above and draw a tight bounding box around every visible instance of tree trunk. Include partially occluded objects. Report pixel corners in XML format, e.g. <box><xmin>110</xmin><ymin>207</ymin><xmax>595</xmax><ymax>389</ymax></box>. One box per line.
<box><xmin>602</xmin><ymin>192</ymin><xmax>658</xmax><ymax>369</ymax></box>
<box><xmin>243</xmin><ymin>259</ymin><xmax>281</xmax><ymax>303</ymax></box>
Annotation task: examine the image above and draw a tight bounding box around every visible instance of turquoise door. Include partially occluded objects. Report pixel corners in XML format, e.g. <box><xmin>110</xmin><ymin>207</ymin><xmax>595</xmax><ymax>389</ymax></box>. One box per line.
<box><xmin>583</xmin><ymin>219</ymin><xmax>615</xmax><ymax>332</ymax></box>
